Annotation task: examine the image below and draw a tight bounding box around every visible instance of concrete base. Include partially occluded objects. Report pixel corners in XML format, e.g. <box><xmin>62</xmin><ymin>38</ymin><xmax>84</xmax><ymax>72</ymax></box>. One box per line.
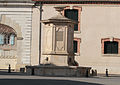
<box><xmin>26</xmin><ymin>65</ymin><xmax>91</xmax><ymax>77</ymax></box>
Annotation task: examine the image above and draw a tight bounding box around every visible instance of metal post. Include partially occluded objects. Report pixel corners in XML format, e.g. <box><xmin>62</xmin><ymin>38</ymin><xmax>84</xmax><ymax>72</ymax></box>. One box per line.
<box><xmin>8</xmin><ymin>64</ymin><xmax>11</xmax><ymax>73</ymax></box>
<box><xmin>92</xmin><ymin>69</ymin><xmax>94</xmax><ymax>76</ymax></box>
<box><xmin>106</xmin><ymin>69</ymin><xmax>109</xmax><ymax>77</ymax></box>
<box><xmin>39</xmin><ymin>2</ymin><xmax>43</xmax><ymax>65</ymax></box>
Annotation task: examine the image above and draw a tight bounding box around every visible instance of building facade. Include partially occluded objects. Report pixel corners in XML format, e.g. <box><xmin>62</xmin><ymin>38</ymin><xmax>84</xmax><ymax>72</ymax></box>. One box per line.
<box><xmin>31</xmin><ymin>0</ymin><xmax>120</xmax><ymax>74</ymax></box>
<box><xmin>0</xmin><ymin>0</ymin><xmax>34</xmax><ymax>70</ymax></box>
<box><xmin>1</xmin><ymin>0</ymin><xmax>120</xmax><ymax>74</ymax></box>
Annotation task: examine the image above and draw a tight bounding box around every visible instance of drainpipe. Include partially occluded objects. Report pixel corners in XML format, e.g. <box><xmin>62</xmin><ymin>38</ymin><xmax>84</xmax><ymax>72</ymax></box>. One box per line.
<box><xmin>39</xmin><ymin>2</ymin><xmax>43</xmax><ymax>65</ymax></box>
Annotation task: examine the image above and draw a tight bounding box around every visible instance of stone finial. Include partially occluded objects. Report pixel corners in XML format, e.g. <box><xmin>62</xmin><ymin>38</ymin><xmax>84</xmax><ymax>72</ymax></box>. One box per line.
<box><xmin>54</xmin><ymin>6</ymin><xmax>66</xmax><ymax>15</ymax></box>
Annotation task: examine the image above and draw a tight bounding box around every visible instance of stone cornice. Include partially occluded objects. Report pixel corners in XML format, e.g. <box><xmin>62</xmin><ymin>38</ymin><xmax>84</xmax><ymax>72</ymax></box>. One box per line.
<box><xmin>0</xmin><ymin>0</ymin><xmax>33</xmax><ymax>3</ymax></box>
<box><xmin>0</xmin><ymin>0</ymin><xmax>34</xmax><ymax>6</ymax></box>
<box><xmin>34</xmin><ymin>0</ymin><xmax>120</xmax><ymax>4</ymax></box>
<box><xmin>33</xmin><ymin>0</ymin><xmax>120</xmax><ymax>1</ymax></box>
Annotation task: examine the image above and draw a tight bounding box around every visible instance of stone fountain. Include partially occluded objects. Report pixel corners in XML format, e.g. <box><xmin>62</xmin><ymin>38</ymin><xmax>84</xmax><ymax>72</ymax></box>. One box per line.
<box><xmin>26</xmin><ymin>7</ymin><xmax>91</xmax><ymax>77</ymax></box>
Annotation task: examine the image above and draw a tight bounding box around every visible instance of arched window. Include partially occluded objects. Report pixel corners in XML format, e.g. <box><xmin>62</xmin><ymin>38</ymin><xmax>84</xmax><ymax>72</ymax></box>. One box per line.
<box><xmin>0</xmin><ymin>34</ymin><xmax>4</xmax><ymax>45</ymax></box>
<box><xmin>0</xmin><ymin>24</ymin><xmax>16</xmax><ymax>46</ymax></box>
<box><xmin>104</xmin><ymin>41</ymin><xmax>118</xmax><ymax>54</ymax></box>
<box><xmin>10</xmin><ymin>35</ymin><xmax>15</xmax><ymax>45</ymax></box>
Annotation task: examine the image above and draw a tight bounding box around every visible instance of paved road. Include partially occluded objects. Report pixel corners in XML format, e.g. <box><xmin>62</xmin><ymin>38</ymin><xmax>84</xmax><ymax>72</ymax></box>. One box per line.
<box><xmin>0</xmin><ymin>71</ymin><xmax>120</xmax><ymax>85</ymax></box>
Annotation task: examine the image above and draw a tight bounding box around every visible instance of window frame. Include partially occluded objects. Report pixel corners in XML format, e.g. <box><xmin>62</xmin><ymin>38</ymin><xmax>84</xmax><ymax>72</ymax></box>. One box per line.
<box><xmin>101</xmin><ymin>38</ymin><xmax>120</xmax><ymax>55</ymax></box>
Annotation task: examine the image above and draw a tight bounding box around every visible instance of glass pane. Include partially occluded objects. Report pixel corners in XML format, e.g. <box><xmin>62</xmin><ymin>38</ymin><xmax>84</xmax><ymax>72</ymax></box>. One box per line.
<box><xmin>73</xmin><ymin>41</ymin><xmax>77</xmax><ymax>53</ymax></box>
<box><xmin>104</xmin><ymin>41</ymin><xmax>118</xmax><ymax>54</ymax></box>
<box><xmin>0</xmin><ymin>34</ymin><xmax>4</xmax><ymax>45</ymax></box>
<box><xmin>111</xmin><ymin>42</ymin><xmax>118</xmax><ymax>54</ymax></box>
<box><xmin>10</xmin><ymin>35</ymin><xmax>15</xmax><ymax>45</ymax></box>
<box><xmin>104</xmin><ymin>41</ymin><xmax>111</xmax><ymax>54</ymax></box>
<box><xmin>65</xmin><ymin>9</ymin><xmax>78</xmax><ymax>31</ymax></box>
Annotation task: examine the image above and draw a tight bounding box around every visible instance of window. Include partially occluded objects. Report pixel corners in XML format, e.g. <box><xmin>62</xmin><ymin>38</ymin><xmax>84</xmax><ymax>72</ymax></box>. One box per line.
<box><xmin>73</xmin><ymin>38</ymin><xmax>80</xmax><ymax>54</ymax></box>
<box><xmin>0</xmin><ymin>24</ymin><xmax>16</xmax><ymax>46</ymax></box>
<box><xmin>73</xmin><ymin>40</ymin><xmax>77</xmax><ymax>53</ymax></box>
<box><xmin>65</xmin><ymin>9</ymin><xmax>78</xmax><ymax>31</ymax></box>
<box><xmin>104</xmin><ymin>41</ymin><xmax>118</xmax><ymax>54</ymax></box>
<box><xmin>101</xmin><ymin>38</ymin><xmax>120</xmax><ymax>54</ymax></box>
<box><xmin>62</xmin><ymin>6</ymin><xmax>82</xmax><ymax>31</ymax></box>
<box><xmin>0</xmin><ymin>34</ymin><xmax>15</xmax><ymax>45</ymax></box>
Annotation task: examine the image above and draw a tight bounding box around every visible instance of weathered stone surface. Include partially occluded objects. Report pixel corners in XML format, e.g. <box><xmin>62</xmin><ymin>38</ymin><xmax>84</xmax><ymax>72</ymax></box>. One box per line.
<box><xmin>26</xmin><ymin>66</ymin><xmax>91</xmax><ymax>77</ymax></box>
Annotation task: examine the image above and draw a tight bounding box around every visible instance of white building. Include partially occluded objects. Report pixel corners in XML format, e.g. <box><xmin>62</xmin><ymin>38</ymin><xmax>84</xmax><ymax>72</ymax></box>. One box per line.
<box><xmin>0</xmin><ymin>0</ymin><xmax>34</xmax><ymax>70</ymax></box>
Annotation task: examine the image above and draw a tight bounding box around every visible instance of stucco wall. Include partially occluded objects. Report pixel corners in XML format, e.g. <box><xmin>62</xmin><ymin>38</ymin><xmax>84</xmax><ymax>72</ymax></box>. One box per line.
<box><xmin>79</xmin><ymin>6</ymin><xmax>120</xmax><ymax>74</ymax></box>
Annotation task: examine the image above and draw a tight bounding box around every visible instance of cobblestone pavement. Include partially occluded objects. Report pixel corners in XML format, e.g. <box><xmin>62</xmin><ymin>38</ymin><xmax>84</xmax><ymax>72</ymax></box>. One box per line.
<box><xmin>0</xmin><ymin>71</ymin><xmax>120</xmax><ymax>85</ymax></box>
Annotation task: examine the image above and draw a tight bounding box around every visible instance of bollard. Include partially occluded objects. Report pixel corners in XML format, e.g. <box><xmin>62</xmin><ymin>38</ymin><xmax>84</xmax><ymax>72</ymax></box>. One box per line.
<box><xmin>95</xmin><ymin>69</ymin><xmax>97</xmax><ymax>76</ymax></box>
<box><xmin>91</xmin><ymin>69</ymin><xmax>97</xmax><ymax>76</ymax></box>
<box><xmin>31</xmin><ymin>68</ymin><xmax>34</xmax><ymax>75</ymax></box>
<box><xmin>92</xmin><ymin>69</ymin><xmax>94</xmax><ymax>76</ymax></box>
<box><xmin>8</xmin><ymin>64</ymin><xmax>11</xmax><ymax>73</ymax></box>
<box><xmin>106</xmin><ymin>69</ymin><xmax>109</xmax><ymax>77</ymax></box>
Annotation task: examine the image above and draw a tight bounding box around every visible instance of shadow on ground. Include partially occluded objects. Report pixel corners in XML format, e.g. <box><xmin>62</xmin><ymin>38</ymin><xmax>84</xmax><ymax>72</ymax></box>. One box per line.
<box><xmin>0</xmin><ymin>79</ymin><xmax>103</xmax><ymax>85</ymax></box>
<box><xmin>0</xmin><ymin>71</ymin><xmax>26</xmax><ymax>76</ymax></box>
<box><xmin>0</xmin><ymin>71</ymin><xmax>104</xmax><ymax>85</ymax></box>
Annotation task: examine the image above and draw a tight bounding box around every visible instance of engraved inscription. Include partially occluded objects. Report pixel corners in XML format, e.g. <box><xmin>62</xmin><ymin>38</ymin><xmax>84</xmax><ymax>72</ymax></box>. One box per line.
<box><xmin>56</xmin><ymin>31</ymin><xmax>63</xmax><ymax>41</ymax></box>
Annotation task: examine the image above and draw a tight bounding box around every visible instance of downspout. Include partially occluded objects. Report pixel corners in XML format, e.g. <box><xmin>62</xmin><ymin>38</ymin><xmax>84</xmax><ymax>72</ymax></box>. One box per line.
<box><xmin>39</xmin><ymin>2</ymin><xmax>43</xmax><ymax>65</ymax></box>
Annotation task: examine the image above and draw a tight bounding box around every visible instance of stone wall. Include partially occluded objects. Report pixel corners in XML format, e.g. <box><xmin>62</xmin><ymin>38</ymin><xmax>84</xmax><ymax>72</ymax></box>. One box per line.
<box><xmin>26</xmin><ymin>66</ymin><xmax>91</xmax><ymax>77</ymax></box>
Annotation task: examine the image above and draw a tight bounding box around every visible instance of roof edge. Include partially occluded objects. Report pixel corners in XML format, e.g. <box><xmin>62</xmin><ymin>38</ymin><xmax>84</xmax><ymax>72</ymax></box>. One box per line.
<box><xmin>33</xmin><ymin>0</ymin><xmax>120</xmax><ymax>2</ymax></box>
<box><xmin>34</xmin><ymin>0</ymin><xmax>120</xmax><ymax>5</ymax></box>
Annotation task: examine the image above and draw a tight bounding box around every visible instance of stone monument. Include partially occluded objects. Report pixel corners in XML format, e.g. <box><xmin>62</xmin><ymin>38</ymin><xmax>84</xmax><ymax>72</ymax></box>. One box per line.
<box><xmin>41</xmin><ymin>7</ymin><xmax>76</xmax><ymax>66</ymax></box>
